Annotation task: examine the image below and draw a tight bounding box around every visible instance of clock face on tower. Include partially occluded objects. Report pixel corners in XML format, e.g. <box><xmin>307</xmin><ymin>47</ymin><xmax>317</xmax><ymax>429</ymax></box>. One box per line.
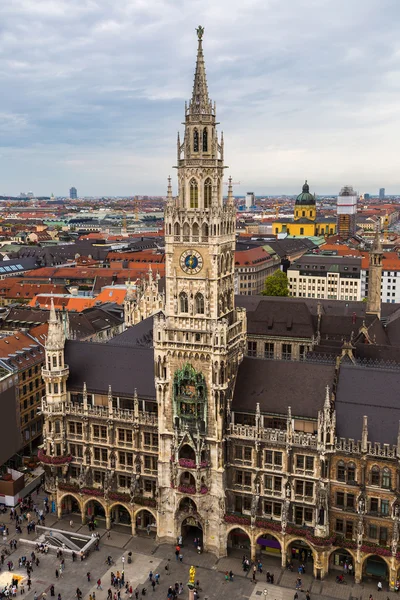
<box><xmin>180</xmin><ymin>250</ymin><xmax>203</xmax><ymax>275</ymax></box>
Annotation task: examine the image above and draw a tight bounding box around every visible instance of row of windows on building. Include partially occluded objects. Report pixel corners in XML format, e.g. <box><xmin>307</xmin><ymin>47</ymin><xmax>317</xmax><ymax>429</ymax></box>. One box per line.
<box><xmin>335</xmin><ymin>518</ymin><xmax>389</xmax><ymax>543</ymax></box>
<box><xmin>68</xmin><ymin>445</ymin><xmax>158</xmax><ymax>471</ymax></box>
<box><xmin>233</xmin><ymin>450</ymin><xmax>393</xmax><ymax>491</ymax></box>
<box><xmin>234</xmin><ymin>495</ymin><xmax>314</xmax><ymax>524</ymax></box>
<box><xmin>22</xmin><ymin>378</ymin><xmax>42</xmax><ymax>395</ymax></box>
<box><xmin>247</xmin><ymin>341</ymin><xmax>307</xmax><ymax>360</ymax></box>
<box><xmin>69</xmin><ymin>466</ymin><xmax>156</xmax><ymax>493</ymax></box>
<box><xmin>68</xmin><ymin>422</ymin><xmax>158</xmax><ymax>449</ymax></box>
<box><xmin>21</xmin><ymin>364</ymin><xmax>42</xmax><ymax>380</ymax></box>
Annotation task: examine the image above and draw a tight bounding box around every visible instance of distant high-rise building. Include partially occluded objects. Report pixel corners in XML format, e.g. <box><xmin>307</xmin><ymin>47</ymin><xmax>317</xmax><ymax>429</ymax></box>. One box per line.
<box><xmin>379</xmin><ymin>187</ymin><xmax>385</xmax><ymax>200</ymax></box>
<box><xmin>245</xmin><ymin>192</ymin><xmax>255</xmax><ymax>209</ymax></box>
<box><xmin>69</xmin><ymin>187</ymin><xmax>77</xmax><ymax>199</ymax></box>
<box><xmin>337</xmin><ymin>185</ymin><xmax>358</xmax><ymax>240</ymax></box>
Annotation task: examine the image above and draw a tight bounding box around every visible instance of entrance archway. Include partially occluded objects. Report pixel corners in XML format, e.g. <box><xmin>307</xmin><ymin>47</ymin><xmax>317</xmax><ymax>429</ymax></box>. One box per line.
<box><xmin>227</xmin><ymin>527</ymin><xmax>251</xmax><ymax>557</ymax></box>
<box><xmin>287</xmin><ymin>539</ymin><xmax>314</xmax><ymax>569</ymax></box>
<box><xmin>257</xmin><ymin>533</ymin><xmax>282</xmax><ymax>557</ymax></box>
<box><xmin>110</xmin><ymin>504</ymin><xmax>131</xmax><ymax>529</ymax></box>
<box><xmin>85</xmin><ymin>499</ymin><xmax>106</xmax><ymax>528</ymax></box>
<box><xmin>135</xmin><ymin>509</ymin><xmax>157</xmax><ymax>537</ymax></box>
<box><xmin>329</xmin><ymin>548</ymin><xmax>354</xmax><ymax>572</ymax></box>
<box><xmin>181</xmin><ymin>516</ymin><xmax>203</xmax><ymax>545</ymax></box>
<box><xmin>60</xmin><ymin>494</ymin><xmax>81</xmax><ymax>516</ymax></box>
<box><xmin>363</xmin><ymin>555</ymin><xmax>389</xmax><ymax>582</ymax></box>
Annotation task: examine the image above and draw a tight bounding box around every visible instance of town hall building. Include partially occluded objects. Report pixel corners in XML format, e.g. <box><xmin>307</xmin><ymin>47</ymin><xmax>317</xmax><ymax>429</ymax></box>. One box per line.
<box><xmin>39</xmin><ymin>29</ymin><xmax>400</xmax><ymax>590</ymax></box>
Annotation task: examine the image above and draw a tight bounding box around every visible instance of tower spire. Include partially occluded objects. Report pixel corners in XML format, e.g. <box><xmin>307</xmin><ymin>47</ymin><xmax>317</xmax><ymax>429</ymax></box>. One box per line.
<box><xmin>190</xmin><ymin>26</ymin><xmax>211</xmax><ymax>115</ymax></box>
<box><xmin>49</xmin><ymin>296</ymin><xmax>57</xmax><ymax>324</ymax></box>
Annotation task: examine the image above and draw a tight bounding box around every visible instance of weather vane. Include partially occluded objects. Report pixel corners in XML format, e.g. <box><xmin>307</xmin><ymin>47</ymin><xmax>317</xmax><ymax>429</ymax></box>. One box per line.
<box><xmin>196</xmin><ymin>26</ymin><xmax>204</xmax><ymax>40</ymax></box>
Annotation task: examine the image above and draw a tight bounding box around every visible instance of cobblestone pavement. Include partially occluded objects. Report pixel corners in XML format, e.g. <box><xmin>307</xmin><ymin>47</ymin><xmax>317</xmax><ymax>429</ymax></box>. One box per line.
<box><xmin>0</xmin><ymin>491</ymin><xmax>396</xmax><ymax>600</ymax></box>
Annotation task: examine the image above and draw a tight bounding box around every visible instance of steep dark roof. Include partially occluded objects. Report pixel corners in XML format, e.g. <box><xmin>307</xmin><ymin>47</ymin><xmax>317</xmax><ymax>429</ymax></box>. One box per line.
<box><xmin>108</xmin><ymin>316</ymin><xmax>154</xmax><ymax>348</ymax></box>
<box><xmin>335</xmin><ymin>364</ymin><xmax>400</xmax><ymax>444</ymax></box>
<box><xmin>245</xmin><ymin>298</ymin><xmax>314</xmax><ymax>338</ymax></box>
<box><xmin>233</xmin><ymin>357</ymin><xmax>335</xmax><ymax>419</ymax></box>
<box><xmin>65</xmin><ymin>340</ymin><xmax>155</xmax><ymax>398</ymax></box>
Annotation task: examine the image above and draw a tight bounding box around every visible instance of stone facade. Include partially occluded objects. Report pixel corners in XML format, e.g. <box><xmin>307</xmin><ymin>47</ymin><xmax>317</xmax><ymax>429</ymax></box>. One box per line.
<box><xmin>38</xmin><ymin>29</ymin><xmax>400</xmax><ymax>590</ymax></box>
<box><xmin>124</xmin><ymin>267</ymin><xmax>164</xmax><ymax>328</ymax></box>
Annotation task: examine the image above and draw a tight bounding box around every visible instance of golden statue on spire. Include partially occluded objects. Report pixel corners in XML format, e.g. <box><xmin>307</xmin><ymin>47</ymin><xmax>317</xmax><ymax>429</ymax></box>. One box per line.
<box><xmin>196</xmin><ymin>26</ymin><xmax>204</xmax><ymax>39</ymax></box>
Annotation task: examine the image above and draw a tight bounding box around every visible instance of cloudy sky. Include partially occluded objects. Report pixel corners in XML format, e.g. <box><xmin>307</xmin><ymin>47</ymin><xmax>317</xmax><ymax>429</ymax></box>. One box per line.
<box><xmin>1</xmin><ymin>0</ymin><xmax>400</xmax><ymax>197</ymax></box>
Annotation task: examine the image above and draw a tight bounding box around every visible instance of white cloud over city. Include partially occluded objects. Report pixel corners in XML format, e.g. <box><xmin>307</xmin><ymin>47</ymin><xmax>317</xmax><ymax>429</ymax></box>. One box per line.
<box><xmin>1</xmin><ymin>0</ymin><xmax>400</xmax><ymax>196</ymax></box>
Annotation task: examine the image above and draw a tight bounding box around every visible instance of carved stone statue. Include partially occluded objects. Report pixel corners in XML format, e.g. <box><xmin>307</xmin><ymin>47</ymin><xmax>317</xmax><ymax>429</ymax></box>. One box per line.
<box><xmin>316</xmin><ymin>481</ymin><xmax>328</xmax><ymax>526</ymax></box>
<box><xmin>392</xmin><ymin>520</ymin><xmax>399</xmax><ymax>555</ymax></box>
<box><xmin>285</xmin><ymin>481</ymin><xmax>291</xmax><ymax>499</ymax></box>
<box><xmin>281</xmin><ymin>498</ymin><xmax>290</xmax><ymax>533</ymax></box>
<box><xmin>357</xmin><ymin>491</ymin><xmax>366</xmax><ymax>515</ymax></box>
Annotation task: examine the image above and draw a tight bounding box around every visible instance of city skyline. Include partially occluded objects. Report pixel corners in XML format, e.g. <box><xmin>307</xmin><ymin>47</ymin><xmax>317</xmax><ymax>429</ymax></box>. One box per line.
<box><xmin>1</xmin><ymin>0</ymin><xmax>400</xmax><ymax>196</ymax></box>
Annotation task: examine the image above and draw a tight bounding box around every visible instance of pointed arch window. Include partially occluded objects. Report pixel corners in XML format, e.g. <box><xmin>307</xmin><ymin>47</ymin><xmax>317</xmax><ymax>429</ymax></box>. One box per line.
<box><xmin>190</xmin><ymin>179</ymin><xmax>199</xmax><ymax>209</ymax></box>
<box><xmin>202</xmin><ymin>128</ymin><xmax>208</xmax><ymax>152</ymax></box>
<box><xmin>193</xmin><ymin>129</ymin><xmax>199</xmax><ymax>153</ymax></box>
<box><xmin>195</xmin><ymin>292</ymin><xmax>204</xmax><ymax>314</ymax></box>
<box><xmin>179</xmin><ymin>291</ymin><xmax>188</xmax><ymax>313</ymax></box>
<box><xmin>204</xmin><ymin>178</ymin><xmax>212</xmax><ymax>209</ymax></box>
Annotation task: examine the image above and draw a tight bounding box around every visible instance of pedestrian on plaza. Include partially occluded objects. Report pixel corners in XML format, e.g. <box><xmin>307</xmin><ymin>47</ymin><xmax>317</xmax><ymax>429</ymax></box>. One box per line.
<box><xmin>175</xmin><ymin>547</ymin><xmax>180</xmax><ymax>561</ymax></box>
<box><xmin>146</xmin><ymin>525</ymin><xmax>151</xmax><ymax>536</ymax></box>
<box><xmin>97</xmin><ymin>579</ymin><xmax>102</xmax><ymax>590</ymax></box>
<box><xmin>87</xmin><ymin>573</ymin><xmax>91</xmax><ymax>582</ymax></box>
<box><xmin>348</xmin><ymin>563</ymin><xmax>353</xmax><ymax>577</ymax></box>
<box><xmin>134</xmin><ymin>589</ymin><xmax>139</xmax><ymax>600</ymax></box>
<box><xmin>33</xmin><ymin>593</ymin><xmax>37</xmax><ymax>600</ymax></box>
<box><xmin>252</xmin><ymin>566</ymin><xmax>257</xmax><ymax>583</ymax></box>
<box><xmin>107</xmin><ymin>530</ymin><xmax>111</xmax><ymax>540</ymax></box>
<box><xmin>151</xmin><ymin>581</ymin><xmax>155</xmax><ymax>593</ymax></box>
<box><xmin>306</xmin><ymin>592</ymin><xmax>310</xmax><ymax>600</ymax></box>
<box><xmin>294</xmin><ymin>593</ymin><xmax>298</xmax><ymax>600</ymax></box>
<box><xmin>27</xmin><ymin>580</ymin><xmax>31</xmax><ymax>591</ymax></box>
<box><xmin>179</xmin><ymin>554</ymin><xmax>183</xmax><ymax>563</ymax></box>
<box><xmin>271</xmin><ymin>574</ymin><xmax>274</xmax><ymax>584</ymax></box>
<box><xmin>55</xmin><ymin>569</ymin><xmax>59</xmax><ymax>579</ymax></box>
<box><xmin>154</xmin><ymin>573</ymin><xmax>160</xmax><ymax>585</ymax></box>
<box><xmin>57</xmin><ymin>595</ymin><xmax>61</xmax><ymax>600</ymax></box>
<box><xmin>50</xmin><ymin>586</ymin><xmax>54</xmax><ymax>597</ymax></box>
<box><xmin>378</xmin><ymin>581</ymin><xmax>383</xmax><ymax>592</ymax></box>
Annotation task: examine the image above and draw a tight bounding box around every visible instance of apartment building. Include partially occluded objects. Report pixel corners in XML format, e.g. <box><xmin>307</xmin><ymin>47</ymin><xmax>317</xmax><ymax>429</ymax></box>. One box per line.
<box><xmin>288</xmin><ymin>254</ymin><xmax>362</xmax><ymax>301</ymax></box>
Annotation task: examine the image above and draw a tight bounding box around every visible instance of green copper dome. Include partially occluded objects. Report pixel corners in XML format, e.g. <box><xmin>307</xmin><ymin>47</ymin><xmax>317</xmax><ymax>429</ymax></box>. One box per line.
<box><xmin>295</xmin><ymin>180</ymin><xmax>316</xmax><ymax>206</ymax></box>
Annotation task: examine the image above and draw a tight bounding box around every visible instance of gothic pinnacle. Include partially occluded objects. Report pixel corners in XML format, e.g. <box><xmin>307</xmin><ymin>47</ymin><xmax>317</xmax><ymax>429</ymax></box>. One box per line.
<box><xmin>191</xmin><ymin>26</ymin><xmax>211</xmax><ymax>114</ymax></box>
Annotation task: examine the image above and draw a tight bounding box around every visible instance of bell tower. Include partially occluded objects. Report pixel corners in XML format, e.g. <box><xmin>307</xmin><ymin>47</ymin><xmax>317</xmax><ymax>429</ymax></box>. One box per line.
<box><xmin>154</xmin><ymin>27</ymin><xmax>246</xmax><ymax>556</ymax></box>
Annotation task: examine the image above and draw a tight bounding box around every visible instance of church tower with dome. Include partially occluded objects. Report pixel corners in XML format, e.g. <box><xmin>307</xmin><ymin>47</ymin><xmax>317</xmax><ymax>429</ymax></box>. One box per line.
<box><xmin>273</xmin><ymin>180</ymin><xmax>337</xmax><ymax>237</ymax></box>
<box><xmin>153</xmin><ymin>27</ymin><xmax>246</xmax><ymax>554</ymax></box>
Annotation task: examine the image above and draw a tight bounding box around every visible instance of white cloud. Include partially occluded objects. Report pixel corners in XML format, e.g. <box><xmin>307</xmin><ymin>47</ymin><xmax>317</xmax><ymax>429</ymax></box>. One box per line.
<box><xmin>0</xmin><ymin>0</ymin><xmax>399</xmax><ymax>195</ymax></box>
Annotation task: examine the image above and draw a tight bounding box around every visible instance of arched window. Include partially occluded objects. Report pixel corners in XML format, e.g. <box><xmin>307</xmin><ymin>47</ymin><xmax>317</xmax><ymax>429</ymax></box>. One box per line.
<box><xmin>183</xmin><ymin>222</ymin><xmax>190</xmax><ymax>239</ymax></box>
<box><xmin>302</xmin><ymin>210</ymin><xmax>305</xmax><ymax>217</ymax></box>
<box><xmin>347</xmin><ymin>462</ymin><xmax>356</xmax><ymax>483</ymax></box>
<box><xmin>337</xmin><ymin>461</ymin><xmax>345</xmax><ymax>481</ymax></box>
<box><xmin>55</xmin><ymin>420</ymin><xmax>61</xmax><ymax>434</ymax></box>
<box><xmin>190</xmin><ymin>179</ymin><xmax>198</xmax><ymax>209</ymax></box>
<box><xmin>220</xmin><ymin>255</ymin><xmax>225</xmax><ymax>274</ymax></box>
<box><xmin>202</xmin><ymin>222</ymin><xmax>209</xmax><ymax>239</ymax></box>
<box><xmin>202</xmin><ymin>128</ymin><xmax>208</xmax><ymax>152</ymax></box>
<box><xmin>192</xmin><ymin>223</ymin><xmax>199</xmax><ymax>239</ymax></box>
<box><xmin>179</xmin><ymin>292</ymin><xmax>188</xmax><ymax>313</ymax></box>
<box><xmin>204</xmin><ymin>178</ymin><xmax>212</xmax><ymax>209</ymax></box>
<box><xmin>195</xmin><ymin>293</ymin><xmax>204</xmax><ymax>314</ymax></box>
<box><xmin>382</xmin><ymin>468</ymin><xmax>391</xmax><ymax>489</ymax></box>
<box><xmin>174</xmin><ymin>222</ymin><xmax>180</xmax><ymax>237</ymax></box>
<box><xmin>193</xmin><ymin>129</ymin><xmax>199</xmax><ymax>152</ymax></box>
<box><xmin>371</xmin><ymin>465</ymin><xmax>380</xmax><ymax>486</ymax></box>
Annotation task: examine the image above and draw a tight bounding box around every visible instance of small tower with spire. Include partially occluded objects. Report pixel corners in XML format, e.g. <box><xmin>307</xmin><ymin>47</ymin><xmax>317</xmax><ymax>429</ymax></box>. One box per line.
<box><xmin>366</xmin><ymin>226</ymin><xmax>383</xmax><ymax>318</ymax></box>
<box><xmin>42</xmin><ymin>298</ymin><xmax>69</xmax><ymax>407</ymax></box>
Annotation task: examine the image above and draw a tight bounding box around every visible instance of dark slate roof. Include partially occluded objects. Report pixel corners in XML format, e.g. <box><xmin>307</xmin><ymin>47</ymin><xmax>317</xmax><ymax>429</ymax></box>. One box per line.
<box><xmin>107</xmin><ymin>316</ymin><xmax>155</xmax><ymax>348</ymax></box>
<box><xmin>65</xmin><ymin>340</ymin><xmax>155</xmax><ymax>398</ymax></box>
<box><xmin>244</xmin><ymin>297</ymin><xmax>315</xmax><ymax>339</ymax></box>
<box><xmin>233</xmin><ymin>357</ymin><xmax>336</xmax><ymax>419</ymax></box>
<box><xmin>335</xmin><ymin>364</ymin><xmax>400</xmax><ymax>444</ymax></box>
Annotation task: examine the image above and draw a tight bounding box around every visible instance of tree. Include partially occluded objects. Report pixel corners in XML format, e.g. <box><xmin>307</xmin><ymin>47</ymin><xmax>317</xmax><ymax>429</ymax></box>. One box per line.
<box><xmin>262</xmin><ymin>269</ymin><xmax>289</xmax><ymax>297</ymax></box>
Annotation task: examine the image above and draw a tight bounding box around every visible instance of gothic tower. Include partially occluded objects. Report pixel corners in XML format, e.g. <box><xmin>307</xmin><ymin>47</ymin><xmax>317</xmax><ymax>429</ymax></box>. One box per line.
<box><xmin>366</xmin><ymin>226</ymin><xmax>382</xmax><ymax>318</ymax></box>
<box><xmin>41</xmin><ymin>299</ymin><xmax>70</xmax><ymax>493</ymax></box>
<box><xmin>154</xmin><ymin>27</ymin><xmax>246</xmax><ymax>555</ymax></box>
